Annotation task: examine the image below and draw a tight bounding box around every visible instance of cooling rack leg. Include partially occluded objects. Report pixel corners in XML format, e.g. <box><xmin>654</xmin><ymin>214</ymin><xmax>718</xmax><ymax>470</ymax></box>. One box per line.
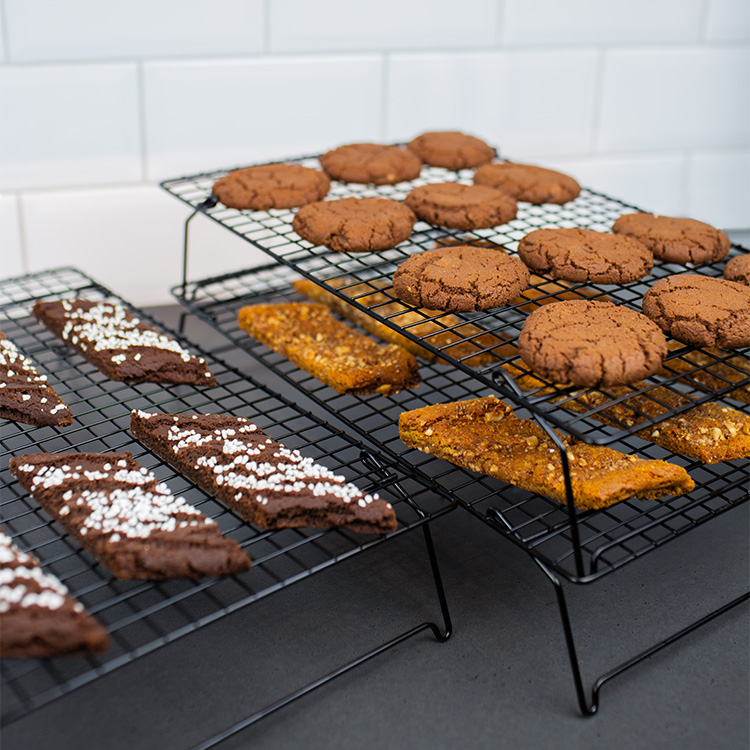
<box><xmin>534</xmin><ymin>557</ymin><xmax>749</xmax><ymax>717</ymax></box>
<box><xmin>190</xmin><ymin>522</ymin><xmax>452</xmax><ymax>749</ymax></box>
<box><xmin>421</xmin><ymin>522</ymin><xmax>453</xmax><ymax>642</ymax></box>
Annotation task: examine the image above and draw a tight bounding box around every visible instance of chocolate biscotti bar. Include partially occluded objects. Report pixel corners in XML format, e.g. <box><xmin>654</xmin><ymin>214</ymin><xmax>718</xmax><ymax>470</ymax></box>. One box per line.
<box><xmin>0</xmin><ymin>528</ymin><xmax>108</xmax><ymax>657</ymax></box>
<box><xmin>399</xmin><ymin>396</ymin><xmax>694</xmax><ymax>511</ymax></box>
<box><xmin>9</xmin><ymin>452</ymin><xmax>250</xmax><ymax>580</ymax></box>
<box><xmin>130</xmin><ymin>411</ymin><xmax>397</xmax><ymax>533</ymax></box>
<box><xmin>238</xmin><ymin>302</ymin><xmax>420</xmax><ymax>395</ymax></box>
<box><xmin>32</xmin><ymin>299</ymin><xmax>216</xmax><ymax>386</ymax></box>
<box><xmin>0</xmin><ymin>331</ymin><xmax>72</xmax><ymax>427</ymax></box>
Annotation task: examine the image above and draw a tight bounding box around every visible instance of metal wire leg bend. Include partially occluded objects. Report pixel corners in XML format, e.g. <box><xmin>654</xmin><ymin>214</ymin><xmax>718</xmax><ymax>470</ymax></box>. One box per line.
<box><xmin>190</xmin><ymin>522</ymin><xmax>452</xmax><ymax>749</ymax></box>
<box><xmin>533</xmin><ymin>556</ymin><xmax>749</xmax><ymax>717</ymax></box>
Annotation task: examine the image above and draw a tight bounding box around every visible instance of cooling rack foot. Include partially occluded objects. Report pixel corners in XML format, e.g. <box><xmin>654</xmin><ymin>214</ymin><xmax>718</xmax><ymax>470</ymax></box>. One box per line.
<box><xmin>534</xmin><ymin>558</ymin><xmax>749</xmax><ymax>717</ymax></box>
<box><xmin>191</xmin><ymin>522</ymin><xmax>451</xmax><ymax>749</ymax></box>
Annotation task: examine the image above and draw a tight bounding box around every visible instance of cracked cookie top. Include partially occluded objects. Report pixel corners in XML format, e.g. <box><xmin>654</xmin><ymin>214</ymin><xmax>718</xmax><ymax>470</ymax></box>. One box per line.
<box><xmin>292</xmin><ymin>197</ymin><xmax>416</xmax><ymax>253</ymax></box>
<box><xmin>473</xmin><ymin>162</ymin><xmax>581</xmax><ymax>205</ymax></box>
<box><xmin>212</xmin><ymin>164</ymin><xmax>331</xmax><ymax>210</ymax></box>
<box><xmin>724</xmin><ymin>254</ymin><xmax>750</xmax><ymax>286</ymax></box>
<box><xmin>518</xmin><ymin>299</ymin><xmax>667</xmax><ymax>387</ymax></box>
<box><xmin>404</xmin><ymin>182</ymin><xmax>518</xmax><ymax>230</ymax></box>
<box><xmin>612</xmin><ymin>213</ymin><xmax>730</xmax><ymax>265</ymax></box>
<box><xmin>642</xmin><ymin>274</ymin><xmax>750</xmax><ymax>349</ymax></box>
<box><xmin>406</xmin><ymin>131</ymin><xmax>495</xmax><ymax>170</ymax></box>
<box><xmin>319</xmin><ymin>143</ymin><xmax>422</xmax><ymax>185</ymax></box>
<box><xmin>518</xmin><ymin>227</ymin><xmax>653</xmax><ymax>284</ymax></box>
<box><xmin>392</xmin><ymin>245</ymin><xmax>529</xmax><ymax>312</ymax></box>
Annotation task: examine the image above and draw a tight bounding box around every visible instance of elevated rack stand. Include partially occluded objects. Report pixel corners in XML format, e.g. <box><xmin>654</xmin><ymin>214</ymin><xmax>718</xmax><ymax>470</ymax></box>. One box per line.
<box><xmin>161</xmin><ymin>151</ymin><xmax>749</xmax><ymax>715</ymax></box>
<box><xmin>0</xmin><ymin>268</ymin><xmax>454</xmax><ymax>747</ymax></box>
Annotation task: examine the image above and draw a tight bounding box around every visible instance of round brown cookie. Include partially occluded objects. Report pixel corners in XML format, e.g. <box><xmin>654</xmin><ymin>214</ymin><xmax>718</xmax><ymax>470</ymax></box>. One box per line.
<box><xmin>723</xmin><ymin>254</ymin><xmax>750</xmax><ymax>285</ymax></box>
<box><xmin>642</xmin><ymin>274</ymin><xmax>750</xmax><ymax>349</ymax></box>
<box><xmin>518</xmin><ymin>300</ymin><xmax>667</xmax><ymax>387</ymax></box>
<box><xmin>406</xmin><ymin>131</ymin><xmax>495</xmax><ymax>170</ymax></box>
<box><xmin>392</xmin><ymin>245</ymin><xmax>529</xmax><ymax>312</ymax></box>
<box><xmin>212</xmin><ymin>164</ymin><xmax>330</xmax><ymax>210</ymax></box>
<box><xmin>611</xmin><ymin>213</ymin><xmax>731</xmax><ymax>265</ymax></box>
<box><xmin>518</xmin><ymin>228</ymin><xmax>653</xmax><ymax>284</ymax></box>
<box><xmin>292</xmin><ymin>197</ymin><xmax>416</xmax><ymax>253</ymax></box>
<box><xmin>404</xmin><ymin>183</ymin><xmax>518</xmax><ymax>230</ymax></box>
<box><xmin>473</xmin><ymin>162</ymin><xmax>581</xmax><ymax>205</ymax></box>
<box><xmin>318</xmin><ymin>143</ymin><xmax>422</xmax><ymax>185</ymax></box>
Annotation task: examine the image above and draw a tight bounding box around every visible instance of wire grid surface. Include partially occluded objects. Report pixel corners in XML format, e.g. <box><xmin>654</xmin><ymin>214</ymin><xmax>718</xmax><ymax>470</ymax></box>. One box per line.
<box><xmin>171</xmin><ymin>262</ymin><xmax>749</xmax><ymax>585</ymax></box>
<box><xmin>0</xmin><ymin>268</ymin><xmax>451</xmax><ymax>725</ymax></box>
<box><xmin>161</xmin><ymin>155</ymin><xmax>750</xmax><ymax>445</ymax></box>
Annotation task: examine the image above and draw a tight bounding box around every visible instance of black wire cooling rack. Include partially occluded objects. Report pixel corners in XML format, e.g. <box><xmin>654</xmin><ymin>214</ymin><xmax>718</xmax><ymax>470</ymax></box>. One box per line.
<box><xmin>170</xmin><ymin>261</ymin><xmax>748</xmax><ymax>585</ymax></box>
<box><xmin>162</xmin><ymin>154</ymin><xmax>749</xmax><ymax>585</ymax></box>
<box><xmin>161</xmin><ymin>156</ymin><xmax>750</xmax><ymax>446</ymax></box>
<box><xmin>0</xmin><ymin>267</ymin><xmax>453</xmax><ymax>726</ymax></box>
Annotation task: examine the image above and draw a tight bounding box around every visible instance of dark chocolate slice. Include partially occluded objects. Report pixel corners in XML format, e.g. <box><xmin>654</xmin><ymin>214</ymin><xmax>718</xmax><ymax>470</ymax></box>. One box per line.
<box><xmin>0</xmin><ymin>331</ymin><xmax>72</xmax><ymax>427</ymax></box>
<box><xmin>8</xmin><ymin>452</ymin><xmax>251</xmax><ymax>580</ymax></box>
<box><xmin>32</xmin><ymin>299</ymin><xmax>216</xmax><ymax>386</ymax></box>
<box><xmin>0</xmin><ymin>528</ymin><xmax>109</xmax><ymax>657</ymax></box>
<box><xmin>130</xmin><ymin>411</ymin><xmax>398</xmax><ymax>534</ymax></box>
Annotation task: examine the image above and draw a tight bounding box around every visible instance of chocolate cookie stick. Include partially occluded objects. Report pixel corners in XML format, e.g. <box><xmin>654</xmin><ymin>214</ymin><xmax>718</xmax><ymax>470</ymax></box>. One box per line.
<box><xmin>0</xmin><ymin>528</ymin><xmax>109</xmax><ymax>657</ymax></box>
<box><xmin>130</xmin><ymin>411</ymin><xmax>397</xmax><ymax>533</ymax></box>
<box><xmin>9</xmin><ymin>452</ymin><xmax>250</xmax><ymax>580</ymax></box>
<box><xmin>0</xmin><ymin>331</ymin><xmax>72</xmax><ymax>427</ymax></box>
<box><xmin>33</xmin><ymin>299</ymin><xmax>216</xmax><ymax>386</ymax></box>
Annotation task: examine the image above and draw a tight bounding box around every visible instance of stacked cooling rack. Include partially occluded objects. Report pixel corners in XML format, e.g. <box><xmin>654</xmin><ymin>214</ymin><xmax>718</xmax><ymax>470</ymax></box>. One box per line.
<box><xmin>161</xmin><ymin>152</ymin><xmax>749</xmax><ymax>714</ymax></box>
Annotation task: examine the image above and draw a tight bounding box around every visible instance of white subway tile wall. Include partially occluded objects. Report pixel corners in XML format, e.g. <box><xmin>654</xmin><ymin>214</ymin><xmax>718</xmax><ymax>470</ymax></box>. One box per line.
<box><xmin>0</xmin><ymin>196</ymin><xmax>24</xmax><ymax>278</ymax></box>
<box><xmin>0</xmin><ymin>64</ymin><xmax>142</xmax><ymax>190</ymax></box>
<box><xmin>706</xmin><ymin>0</ymin><xmax>750</xmax><ymax>42</ymax></box>
<box><xmin>386</xmin><ymin>50</ymin><xmax>599</xmax><ymax>157</ymax></box>
<box><xmin>268</xmin><ymin>0</ymin><xmax>500</xmax><ymax>52</ymax></box>
<box><xmin>543</xmin><ymin>154</ymin><xmax>688</xmax><ymax>217</ymax></box>
<box><xmin>142</xmin><ymin>56</ymin><xmax>383</xmax><ymax>181</ymax></box>
<box><xmin>0</xmin><ymin>0</ymin><xmax>747</xmax><ymax>305</ymax></box>
<box><xmin>22</xmin><ymin>187</ymin><xmax>268</xmax><ymax>305</ymax></box>
<box><xmin>598</xmin><ymin>47</ymin><xmax>749</xmax><ymax>153</ymax></box>
<box><xmin>4</xmin><ymin>0</ymin><xmax>265</xmax><ymax>61</ymax></box>
<box><xmin>687</xmin><ymin>151</ymin><xmax>750</xmax><ymax>229</ymax></box>
<box><xmin>501</xmin><ymin>0</ymin><xmax>705</xmax><ymax>46</ymax></box>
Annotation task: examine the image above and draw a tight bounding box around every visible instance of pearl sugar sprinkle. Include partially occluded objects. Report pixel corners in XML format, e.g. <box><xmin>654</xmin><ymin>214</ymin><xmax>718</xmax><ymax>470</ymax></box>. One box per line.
<box><xmin>0</xmin><ymin>531</ymin><xmax>70</xmax><ymax>613</ymax></box>
<box><xmin>59</xmin><ymin>301</ymin><xmax>202</xmax><ymax>364</ymax></box>
<box><xmin>153</xmin><ymin>414</ymin><xmax>382</xmax><ymax>511</ymax></box>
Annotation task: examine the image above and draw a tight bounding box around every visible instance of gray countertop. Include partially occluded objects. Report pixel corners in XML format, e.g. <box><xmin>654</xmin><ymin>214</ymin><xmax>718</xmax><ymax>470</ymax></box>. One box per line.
<box><xmin>3</xmin><ymin>251</ymin><xmax>750</xmax><ymax>749</ymax></box>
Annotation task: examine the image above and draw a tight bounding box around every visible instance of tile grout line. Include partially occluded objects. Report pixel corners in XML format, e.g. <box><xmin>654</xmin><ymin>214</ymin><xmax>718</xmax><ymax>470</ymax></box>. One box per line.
<box><xmin>0</xmin><ymin>0</ymin><xmax>9</xmax><ymax>62</ymax></box>
<box><xmin>15</xmin><ymin>192</ymin><xmax>29</xmax><ymax>275</ymax></box>
<box><xmin>263</xmin><ymin>0</ymin><xmax>271</xmax><ymax>54</ymax></box>
<box><xmin>589</xmin><ymin>47</ymin><xmax>607</xmax><ymax>154</ymax></box>
<box><xmin>136</xmin><ymin>60</ymin><xmax>149</xmax><ymax>183</ymax></box>
<box><xmin>2</xmin><ymin>40</ymin><xmax>745</xmax><ymax>68</ymax></box>
<box><xmin>380</xmin><ymin>53</ymin><xmax>389</xmax><ymax>141</ymax></box>
<box><xmin>698</xmin><ymin>0</ymin><xmax>712</xmax><ymax>42</ymax></box>
<box><xmin>495</xmin><ymin>0</ymin><xmax>506</xmax><ymax>47</ymax></box>
<box><xmin>682</xmin><ymin>152</ymin><xmax>693</xmax><ymax>216</ymax></box>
